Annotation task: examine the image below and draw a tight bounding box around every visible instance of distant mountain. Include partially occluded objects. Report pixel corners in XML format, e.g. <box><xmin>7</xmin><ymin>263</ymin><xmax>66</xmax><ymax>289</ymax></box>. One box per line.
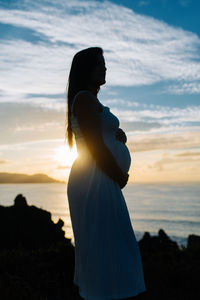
<box><xmin>0</xmin><ymin>172</ymin><xmax>65</xmax><ymax>183</ymax></box>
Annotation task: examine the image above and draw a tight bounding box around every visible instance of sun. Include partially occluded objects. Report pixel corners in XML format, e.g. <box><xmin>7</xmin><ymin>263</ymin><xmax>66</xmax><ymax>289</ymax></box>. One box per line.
<box><xmin>54</xmin><ymin>144</ymin><xmax>78</xmax><ymax>167</ymax></box>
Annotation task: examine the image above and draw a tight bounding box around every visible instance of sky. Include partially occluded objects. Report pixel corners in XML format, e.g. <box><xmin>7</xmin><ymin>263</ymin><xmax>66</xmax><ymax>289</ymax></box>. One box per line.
<box><xmin>0</xmin><ymin>0</ymin><xmax>200</xmax><ymax>183</ymax></box>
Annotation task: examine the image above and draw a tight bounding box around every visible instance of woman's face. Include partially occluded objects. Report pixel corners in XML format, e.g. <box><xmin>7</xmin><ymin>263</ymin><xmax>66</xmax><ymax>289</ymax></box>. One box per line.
<box><xmin>90</xmin><ymin>54</ymin><xmax>107</xmax><ymax>87</ymax></box>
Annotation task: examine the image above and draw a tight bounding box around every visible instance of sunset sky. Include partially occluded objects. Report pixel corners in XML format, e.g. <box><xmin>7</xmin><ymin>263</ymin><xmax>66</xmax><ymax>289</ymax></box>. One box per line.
<box><xmin>0</xmin><ymin>0</ymin><xmax>200</xmax><ymax>183</ymax></box>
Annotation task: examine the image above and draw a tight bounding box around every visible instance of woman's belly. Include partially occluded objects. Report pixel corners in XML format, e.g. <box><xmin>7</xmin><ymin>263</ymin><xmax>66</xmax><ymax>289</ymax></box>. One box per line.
<box><xmin>104</xmin><ymin>137</ymin><xmax>131</xmax><ymax>173</ymax></box>
<box><xmin>73</xmin><ymin>135</ymin><xmax>131</xmax><ymax>174</ymax></box>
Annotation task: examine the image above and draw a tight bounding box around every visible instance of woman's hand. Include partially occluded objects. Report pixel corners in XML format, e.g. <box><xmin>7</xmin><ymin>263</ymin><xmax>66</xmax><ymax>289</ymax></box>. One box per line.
<box><xmin>116</xmin><ymin>128</ymin><xmax>127</xmax><ymax>144</ymax></box>
<box><xmin>118</xmin><ymin>172</ymin><xmax>129</xmax><ymax>189</ymax></box>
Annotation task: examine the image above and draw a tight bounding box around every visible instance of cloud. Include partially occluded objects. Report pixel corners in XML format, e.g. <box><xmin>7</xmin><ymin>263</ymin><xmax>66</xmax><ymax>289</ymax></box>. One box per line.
<box><xmin>168</xmin><ymin>81</ymin><xmax>200</xmax><ymax>94</ymax></box>
<box><xmin>175</xmin><ymin>151</ymin><xmax>200</xmax><ymax>157</ymax></box>
<box><xmin>127</xmin><ymin>131</ymin><xmax>200</xmax><ymax>152</ymax></box>
<box><xmin>103</xmin><ymin>98</ymin><xmax>140</xmax><ymax>108</ymax></box>
<box><xmin>14</xmin><ymin>122</ymin><xmax>62</xmax><ymax>132</ymax></box>
<box><xmin>121</xmin><ymin>121</ymin><xmax>162</xmax><ymax>132</ymax></box>
<box><xmin>113</xmin><ymin>104</ymin><xmax>200</xmax><ymax>125</ymax></box>
<box><xmin>0</xmin><ymin>102</ymin><xmax>66</xmax><ymax>145</ymax></box>
<box><xmin>1</xmin><ymin>100</ymin><xmax>200</xmax><ymax>149</ymax></box>
<box><xmin>151</xmin><ymin>154</ymin><xmax>200</xmax><ymax>172</ymax></box>
<box><xmin>102</xmin><ymin>97</ymin><xmax>200</xmax><ymax>134</ymax></box>
<box><xmin>0</xmin><ymin>160</ymin><xmax>9</xmax><ymax>164</ymax></box>
<box><xmin>57</xmin><ymin>165</ymin><xmax>71</xmax><ymax>170</ymax></box>
<box><xmin>0</xmin><ymin>0</ymin><xmax>200</xmax><ymax>98</ymax></box>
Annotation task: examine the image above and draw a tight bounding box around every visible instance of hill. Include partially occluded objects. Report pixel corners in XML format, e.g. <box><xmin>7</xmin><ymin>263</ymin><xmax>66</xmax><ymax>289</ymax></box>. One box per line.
<box><xmin>0</xmin><ymin>172</ymin><xmax>64</xmax><ymax>183</ymax></box>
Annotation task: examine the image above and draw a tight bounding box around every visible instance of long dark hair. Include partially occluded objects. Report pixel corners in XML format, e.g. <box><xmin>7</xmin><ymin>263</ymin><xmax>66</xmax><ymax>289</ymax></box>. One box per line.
<box><xmin>65</xmin><ymin>47</ymin><xmax>103</xmax><ymax>149</ymax></box>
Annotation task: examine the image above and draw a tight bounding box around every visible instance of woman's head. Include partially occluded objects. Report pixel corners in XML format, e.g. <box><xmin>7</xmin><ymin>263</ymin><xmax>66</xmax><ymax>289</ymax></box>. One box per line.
<box><xmin>66</xmin><ymin>47</ymin><xmax>106</xmax><ymax>148</ymax></box>
<box><xmin>68</xmin><ymin>47</ymin><xmax>105</xmax><ymax>98</ymax></box>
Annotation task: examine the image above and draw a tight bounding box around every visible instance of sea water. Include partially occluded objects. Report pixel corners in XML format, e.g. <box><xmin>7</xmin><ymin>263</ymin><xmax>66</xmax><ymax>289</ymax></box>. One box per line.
<box><xmin>0</xmin><ymin>182</ymin><xmax>199</xmax><ymax>247</ymax></box>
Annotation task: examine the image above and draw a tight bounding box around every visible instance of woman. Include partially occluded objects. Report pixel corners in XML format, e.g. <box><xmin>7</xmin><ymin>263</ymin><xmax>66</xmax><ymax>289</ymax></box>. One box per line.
<box><xmin>66</xmin><ymin>47</ymin><xmax>146</xmax><ymax>300</ymax></box>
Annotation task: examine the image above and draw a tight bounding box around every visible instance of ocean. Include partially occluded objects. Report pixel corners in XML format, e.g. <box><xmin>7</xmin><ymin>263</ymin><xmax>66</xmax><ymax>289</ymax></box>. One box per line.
<box><xmin>0</xmin><ymin>182</ymin><xmax>199</xmax><ymax>247</ymax></box>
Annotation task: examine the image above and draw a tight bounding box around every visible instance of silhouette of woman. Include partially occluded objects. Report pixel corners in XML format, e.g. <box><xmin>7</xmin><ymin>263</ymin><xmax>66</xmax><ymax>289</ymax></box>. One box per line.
<box><xmin>66</xmin><ymin>47</ymin><xmax>146</xmax><ymax>300</ymax></box>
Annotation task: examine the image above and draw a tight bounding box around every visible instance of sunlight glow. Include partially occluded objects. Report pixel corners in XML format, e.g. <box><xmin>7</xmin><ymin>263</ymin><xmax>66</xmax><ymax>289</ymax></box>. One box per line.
<box><xmin>54</xmin><ymin>145</ymin><xmax>78</xmax><ymax>167</ymax></box>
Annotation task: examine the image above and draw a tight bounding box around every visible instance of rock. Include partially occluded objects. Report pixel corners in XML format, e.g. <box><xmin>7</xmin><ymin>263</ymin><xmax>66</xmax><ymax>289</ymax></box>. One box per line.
<box><xmin>138</xmin><ymin>229</ymin><xmax>179</xmax><ymax>253</ymax></box>
<box><xmin>14</xmin><ymin>194</ymin><xmax>28</xmax><ymax>206</ymax></box>
<box><xmin>0</xmin><ymin>194</ymin><xmax>72</xmax><ymax>250</ymax></box>
<box><xmin>187</xmin><ymin>234</ymin><xmax>200</xmax><ymax>250</ymax></box>
<box><xmin>158</xmin><ymin>228</ymin><xmax>169</xmax><ymax>240</ymax></box>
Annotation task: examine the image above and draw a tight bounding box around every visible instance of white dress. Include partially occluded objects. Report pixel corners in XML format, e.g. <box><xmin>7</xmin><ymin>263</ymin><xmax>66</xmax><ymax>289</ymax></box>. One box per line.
<box><xmin>67</xmin><ymin>92</ymin><xmax>146</xmax><ymax>300</ymax></box>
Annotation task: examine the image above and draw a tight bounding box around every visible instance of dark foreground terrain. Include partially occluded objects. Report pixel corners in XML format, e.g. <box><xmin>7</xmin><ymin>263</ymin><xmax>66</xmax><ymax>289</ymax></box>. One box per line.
<box><xmin>0</xmin><ymin>194</ymin><xmax>199</xmax><ymax>300</ymax></box>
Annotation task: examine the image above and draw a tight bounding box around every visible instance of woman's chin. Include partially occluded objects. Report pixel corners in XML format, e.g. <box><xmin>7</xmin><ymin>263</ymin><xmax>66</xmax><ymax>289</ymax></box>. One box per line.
<box><xmin>100</xmin><ymin>79</ymin><xmax>106</xmax><ymax>86</ymax></box>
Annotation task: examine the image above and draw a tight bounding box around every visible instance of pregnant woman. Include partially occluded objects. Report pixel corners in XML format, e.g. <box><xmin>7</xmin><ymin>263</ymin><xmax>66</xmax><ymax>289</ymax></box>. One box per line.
<box><xmin>67</xmin><ymin>47</ymin><xmax>146</xmax><ymax>300</ymax></box>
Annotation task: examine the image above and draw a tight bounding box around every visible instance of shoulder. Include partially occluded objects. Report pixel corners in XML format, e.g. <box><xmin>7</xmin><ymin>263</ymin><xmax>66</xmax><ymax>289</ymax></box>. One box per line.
<box><xmin>73</xmin><ymin>90</ymin><xmax>99</xmax><ymax>116</ymax></box>
<box><xmin>74</xmin><ymin>90</ymin><xmax>96</xmax><ymax>102</ymax></box>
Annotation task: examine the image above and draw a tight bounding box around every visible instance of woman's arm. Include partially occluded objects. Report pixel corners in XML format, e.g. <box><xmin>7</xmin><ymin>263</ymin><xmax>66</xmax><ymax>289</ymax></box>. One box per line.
<box><xmin>73</xmin><ymin>91</ymin><xmax>128</xmax><ymax>188</ymax></box>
